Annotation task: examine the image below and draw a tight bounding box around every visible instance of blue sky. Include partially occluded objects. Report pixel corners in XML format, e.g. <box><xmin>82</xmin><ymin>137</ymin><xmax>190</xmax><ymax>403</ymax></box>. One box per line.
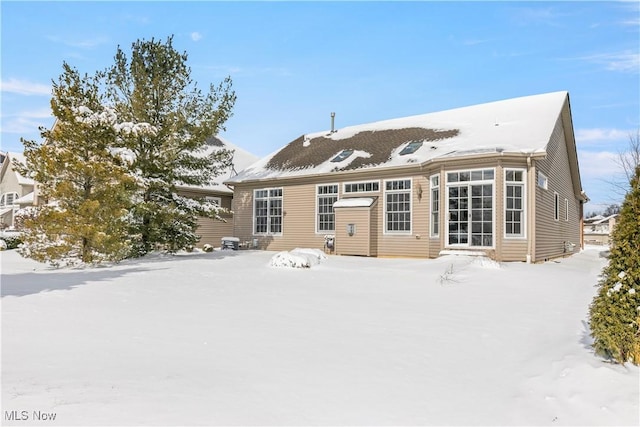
<box><xmin>1</xmin><ymin>1</ymin><xmax>638</xmax><ymax>212</ymax></box>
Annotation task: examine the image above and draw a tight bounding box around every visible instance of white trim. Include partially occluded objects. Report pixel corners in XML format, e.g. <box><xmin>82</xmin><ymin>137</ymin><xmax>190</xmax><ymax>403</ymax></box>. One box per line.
<box><xmin>503</xmin><ymin>168</ymin><xmax>527</xmax><ymax>240</ymax></box>
<box><xmin>564</xmin><ymin>198</ymin><xmax>569</xmax><ymax>222</ymax></box>
<box><xmin>429</xmin><ymin>174</ymin><xmax>440</xmax><ymax>238</ymax></box>
<box><xmin>342</xmin><ymin>180</ymin><xmax>381</xmax><ymax>194</ymax></box>
<box><xmin>315</xmin><ymin>183</ymin><xmax>339</xmax><ymax>234</ymax></box>
<box><xmin>205</xmin><ymin>196</ymin><xmax>222</xmax><ymax>206</ymax></box>
<box><xmin>383</xmin><ymin>177</ymin><xmax>413</xmax><ymax>235</ymax></box>
<box><xmin>253</xmin><ymin>187</ymin><xmax>283</xmax><ymax>236</ymax></box>
<box><xmin>537</xmin><ymin>171</ymin><xmax>548</xmax><ymax>190</ymax></box>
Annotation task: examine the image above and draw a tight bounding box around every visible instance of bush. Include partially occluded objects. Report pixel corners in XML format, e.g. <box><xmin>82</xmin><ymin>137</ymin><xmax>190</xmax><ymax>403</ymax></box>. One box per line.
<box><xmin>0</xmin><ymin>235</ymin><xmax>23</xmax><ymax>250</ymax></box>
<box><xmin>589</xmin><ymin>166</ymin><xmax>640</xmax><ymax>365</ymax></box>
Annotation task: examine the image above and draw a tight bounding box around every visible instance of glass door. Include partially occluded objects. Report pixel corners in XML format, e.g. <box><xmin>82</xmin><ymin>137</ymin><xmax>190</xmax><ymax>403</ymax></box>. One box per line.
<box><xmin>470</xmin><ymin>184</ymin><xmax>493</xmax><ymax>247</ymax></box>
<box><xmin>448</xmin><ymin>184</ymin><xmax>493</xmax><ymax>247</ymax></box>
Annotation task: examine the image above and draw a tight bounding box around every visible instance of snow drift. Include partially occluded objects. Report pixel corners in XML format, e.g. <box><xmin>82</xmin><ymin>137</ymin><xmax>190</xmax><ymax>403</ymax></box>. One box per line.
<box><xmin>268</xmin><ymin>247</ymin><xmax>327</xmax><ymax>268</ymax></box>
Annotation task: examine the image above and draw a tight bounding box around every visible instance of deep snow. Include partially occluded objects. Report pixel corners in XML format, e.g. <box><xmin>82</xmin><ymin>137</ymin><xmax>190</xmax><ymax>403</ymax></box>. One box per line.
<box><xmin>1</xmin><ymin>246</ymin><xmax>638</xmax><ymax>426</ymax></box>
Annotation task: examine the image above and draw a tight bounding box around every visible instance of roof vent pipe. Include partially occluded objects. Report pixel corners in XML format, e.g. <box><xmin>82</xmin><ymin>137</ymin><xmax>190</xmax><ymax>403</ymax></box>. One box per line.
<box><xmin>331</xmin><ymin>112</ymin><xmax>336</xmax><ymax>133</ymax></box>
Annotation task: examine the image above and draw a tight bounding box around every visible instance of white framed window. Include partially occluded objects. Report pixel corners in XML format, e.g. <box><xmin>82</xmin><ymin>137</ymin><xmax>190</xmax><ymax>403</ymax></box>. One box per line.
<box><xmin>316</xmin><ymin>184</ymin><xmax>338</xmax><ymax>233</ymax></box>
<box><xmin>537</xmin><ymin>172</ymin><xmax>548</xmax><ymax>190</ymax></box>
<box><xmin>343</xmin><ymin>180</ymin><xmax>380</xmax><ymax>193</ymax></box>
<box><xmin>430</xmin><ymin>174</ymin><xmax>440</xmax><ymax>237</ymax></box>
<box><xmin>554</xmin><ymin>192</ymin><xmax>560</xmax><ymax>221</ymax></box>
<box><xmin>504</xmin><ymin>169</ymin><xmax>525</xmax><ymax>238</ymax></box>
<box><xmin>0</xmin><ymin>192</ymin><xmax>18</xmax><ymax>207</ymax></box>
<box><xmin>205</xmin><ymin>196</ymin><xmax>221</xmax><ymax>206</ymax></box>
<box><xmin>564</xmin><ymin>198</ymin><xmax>569</xmax><ymax>221</ymax></box>
<box><xmin>446</xmin><ymin>168</ymin><xmax>495</xmax><ymax>248</ymax></box>
<box><xmin>384</xmin><ymin>178</ymin><xmax>412</xmax><ymax>234</ymax></box>
<box><xmin>254</xmin><ymin>188</ymin><xmax>283</xmax><ymax>235</ymax></box>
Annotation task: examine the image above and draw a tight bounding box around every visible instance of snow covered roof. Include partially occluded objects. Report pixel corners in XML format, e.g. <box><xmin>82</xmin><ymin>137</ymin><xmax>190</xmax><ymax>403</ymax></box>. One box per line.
<box><xmin>178</xmin><ymin>136</ymin><xmax>259</xmax><ymax>194</ymax></box>
<box><xmin>587</xmin><ymin>214</ymin><xmax>618</xmax><ymax>224</ymax></box>
<box><xmin>226</xmin><ymin>91</ymin><xmax>570</xmax><ymax>184</ymax></box>
<box><xmin>14</xmin><ymin>191</ymin><xmax>34</xmax><ymax>205</ymax></box>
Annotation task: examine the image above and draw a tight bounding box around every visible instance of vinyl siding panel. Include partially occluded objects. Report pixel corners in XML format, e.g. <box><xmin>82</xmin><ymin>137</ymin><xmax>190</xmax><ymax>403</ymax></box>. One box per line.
<box><xmin>0</xmin><ymin>162</ymin><xmax>26</xmax><ymax>197</ymax></box>
<box><xmin>376</xmin><ymin>175</ymin><xmax>429</xmax><ymax>257</ymax></box>
<box><xmin>231</xmin><ymin>182</ymin><xmax>327</xmax><ymax>251</ymax></box>
<box><xmin>176</xmin><ymin>189</ymin><xmax>234</xmax><ymax>248</ymax></box>
<box><xmin>195</xmin><ymin>217</ymin><xmax>233</xmax><ymax>248</ymax></box>
<box><xmin>281</xmin><ymin>184</ymin><xmax>328</xmax><ymax>250</ymax></box>
<box><xmin>231</xmin><ymin>187</ymin><xmax>260</xmax><ymax>246</ymax></box>
<box><xmin>335</xmin><ymin>207</ymin><xmax>371</xmax><ymax>256</ymax></box>
<box><xmin>534</xmin><ymin>116</ymin><xmax>581</xmax><ymax>261</ymax></box>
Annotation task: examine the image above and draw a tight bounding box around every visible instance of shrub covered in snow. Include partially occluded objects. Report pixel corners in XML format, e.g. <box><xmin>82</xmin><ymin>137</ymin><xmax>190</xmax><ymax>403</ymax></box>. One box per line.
<box><xmin>269</xmin><ymin>248</ymin><xmax>327</xmax><ymax>269</ymax></box>
<box><xmin>589</xmin><ymin>165</ymin><xmax>640</xmax><ymax>365</ymax></box>
<box><xmin>0</xmin><ymin>232</ymin><xmax>23</xmax><ymax>250</ymax></box>
<box><xmin>202</xmin><ymin>244</ymin><xmax>214</xmax><ymax>253</ymax></box>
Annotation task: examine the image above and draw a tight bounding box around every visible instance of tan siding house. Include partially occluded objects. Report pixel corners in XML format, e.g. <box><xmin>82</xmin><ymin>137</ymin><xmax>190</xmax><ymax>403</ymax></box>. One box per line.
<box><xmin>227</xmin><ymin>92</ymin><xmax>588</xmax><ymax>262</ymax></box>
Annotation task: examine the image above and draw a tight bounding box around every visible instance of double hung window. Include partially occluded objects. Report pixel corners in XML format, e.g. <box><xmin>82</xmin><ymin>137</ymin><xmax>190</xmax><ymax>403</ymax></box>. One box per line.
<box><xmin>317</xmin><ymin>184</ymin><xmax>338</xmax><ymax>232</ymax></box>
<box><xmin>385</xmin><ymin>179</ymin><xmax>412</xmax><ymax>233</ymax></box>
<box><xmin>505</xmin><ymin>169</ymin><xmax>525</xmax><ymax>237</ymax></box>
<box><xmin>430</xmin><ymin>175</ymin><xmax>440</xmax><ymax>237</ymax></box>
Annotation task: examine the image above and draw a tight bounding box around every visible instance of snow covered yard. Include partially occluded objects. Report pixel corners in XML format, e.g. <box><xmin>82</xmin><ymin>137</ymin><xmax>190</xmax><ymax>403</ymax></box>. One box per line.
<box><xmin>1</xmin><ymin>247</ymin><xmax>638</xmax><ymax>426</ymax></box>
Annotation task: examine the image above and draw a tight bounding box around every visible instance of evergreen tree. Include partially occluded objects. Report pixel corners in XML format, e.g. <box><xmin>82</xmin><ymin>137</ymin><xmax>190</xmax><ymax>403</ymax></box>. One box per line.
<box><xmin>589</xmin><ymin>165</ymin><xmax>640</xmax><ymax>364</ymax></box>
<box><xmin>17</xmin><ymin>64</ymin><xmax>135</xmax><ymax>266</ymax></box>
<box><xmin>105</xmin><ymin>36</ymin><xmax>236</xmax><ymax>254</ymax></box>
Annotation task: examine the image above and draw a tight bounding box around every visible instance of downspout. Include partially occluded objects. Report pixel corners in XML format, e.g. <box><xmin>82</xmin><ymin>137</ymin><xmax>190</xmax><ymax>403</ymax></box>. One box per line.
<box><xmin>527</xmin><ymin>156</ymin><xmax>535</xmax><ymax>263</ymax></box>
<box><xmin>580</xmin><ymin>201</ymin><xmax>585</xmax><ymax>250</ymax></box>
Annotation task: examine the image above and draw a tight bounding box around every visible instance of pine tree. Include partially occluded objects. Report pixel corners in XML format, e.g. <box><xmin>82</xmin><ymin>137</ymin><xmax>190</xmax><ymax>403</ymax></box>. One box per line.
<box><xmin>17</xmin><ymin>63</ymin><xmax>135</xmax><ymax>266</ymax></box>
<box><xmin>589</xmin><ymin>165</ymin><xmax>640</xmax><ymax>364</ymax></box>
<box><xmin>105</xmin><ymin>36</ymin><xmax>236</xmax><ymax>254</ymax></box>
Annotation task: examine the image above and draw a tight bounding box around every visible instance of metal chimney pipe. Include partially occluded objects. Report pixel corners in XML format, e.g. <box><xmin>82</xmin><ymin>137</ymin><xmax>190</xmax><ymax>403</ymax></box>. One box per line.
<box><xmin>331</xmin><ymin>112</ymin><xmax>335</xmax><ymax>133</ymax></box>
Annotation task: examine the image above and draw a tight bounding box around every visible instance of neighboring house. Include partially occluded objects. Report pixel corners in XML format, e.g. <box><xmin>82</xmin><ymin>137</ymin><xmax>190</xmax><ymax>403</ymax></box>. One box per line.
<box><xmin>583</xmin><ymin>214</ymin><xmax>617</xmax><ymax>245</ymax></box>
<box><xmin>0</xmin><ymin>152</ymin><xmax>37</xmax><ymax>229</ymax></box>
<box><xmin>1</xmin><ymin>138</ymin><xmax>258</xmax><ymax>249</ymax></box>
<box><xmin>226</xmin><ymin>91</ymin><xmax>588</xmax><ymax>262</ymax></box>
<box><xmin>176</xmin><ymin>136</ymin><xmax>259</xmax><ymax>248</ymax></box>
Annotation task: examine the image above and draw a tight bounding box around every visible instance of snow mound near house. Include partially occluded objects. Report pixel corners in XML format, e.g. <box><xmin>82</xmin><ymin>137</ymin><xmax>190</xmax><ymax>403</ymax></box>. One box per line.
<box><xmin>471</xmin><ymin>256</ymin><xmax>502</xmax><ymax>269</ymax></box>
<box><xmin>269</xmin><ymin>248</ymin><xmax>327</xmax><ymax>269</ymax></box>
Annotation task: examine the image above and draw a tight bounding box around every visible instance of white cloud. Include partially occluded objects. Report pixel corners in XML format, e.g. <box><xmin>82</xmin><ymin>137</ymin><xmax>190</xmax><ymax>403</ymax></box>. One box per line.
<box><xmin>1</xmin><ymin>108</ymin><xmax>53</xmax><ymax>135</ymax></box>
<box><xmin>191</xmin><ymin>32</ymin><xmax>203</xmax><ymax>42</ymax></box>
<box><xmin>46</xmin><ymin>35</ymin><xmax>109</xmax><ymax>49</ymax></box>
<box><xmin>575</xmin><ymin>128</ymin><xmax>631</xmax><ymax>145</ymax></box>
<box><xmin>1</xmin><ymin>78</ymin><xmax>51</xmax><ymax>96</ymax></box>
<box><xmin>462</xmin><ymin>38</ymin><xmax>494</xmax><ymax>46</ymax></box>
<box><xmin>579</xmin><ymin>50</ymin><xmax>640</xmax><ymax>73</ymax></box>
<box><xmin>578</xmin><ymin>151</ymin><xmax>622</xmax><ymax>179</ymax></box>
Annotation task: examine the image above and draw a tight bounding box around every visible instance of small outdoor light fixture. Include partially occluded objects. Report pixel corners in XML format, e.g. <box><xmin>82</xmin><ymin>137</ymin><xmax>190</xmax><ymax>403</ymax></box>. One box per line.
<box><xmin>347</xmin><ymin>224</ymin><xmax>356</xmax><ymax>236</ymax></box>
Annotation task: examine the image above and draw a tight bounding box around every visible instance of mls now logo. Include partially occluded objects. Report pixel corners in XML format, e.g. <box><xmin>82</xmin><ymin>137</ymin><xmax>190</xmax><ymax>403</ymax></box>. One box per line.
<box><xmin>5</xmin><ymin>410</ymin><xmax>57</xmax><ymax>421</ymax></box>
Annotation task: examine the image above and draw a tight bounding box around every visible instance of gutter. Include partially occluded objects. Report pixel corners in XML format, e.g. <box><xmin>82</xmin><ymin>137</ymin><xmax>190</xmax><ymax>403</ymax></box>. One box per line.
<box><xmin>226</xmin><ymin>151</ymin><xmax>548</xmax><ymax>187</ymax></box>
